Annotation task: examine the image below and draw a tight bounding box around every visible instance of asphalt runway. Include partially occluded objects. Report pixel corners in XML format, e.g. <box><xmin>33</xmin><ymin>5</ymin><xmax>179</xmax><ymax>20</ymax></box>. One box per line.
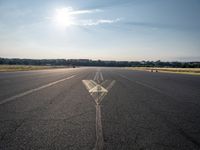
<box><xmin>0</xmin><ymin>67</ymin><xmax>200</xmax><ymax>150</ymax></box>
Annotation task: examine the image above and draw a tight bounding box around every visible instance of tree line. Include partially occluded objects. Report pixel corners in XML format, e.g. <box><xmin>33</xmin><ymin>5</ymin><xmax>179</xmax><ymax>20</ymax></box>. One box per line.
<box><xmin>0</xmin><ymin>58</ymin><xmax>199</xmax><ymax>68</ymax></box>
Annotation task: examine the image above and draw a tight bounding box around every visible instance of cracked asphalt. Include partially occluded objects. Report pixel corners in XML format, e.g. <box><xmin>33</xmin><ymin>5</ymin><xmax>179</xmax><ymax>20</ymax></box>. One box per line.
<box><xmin>0</xmin><ymin>67</ymin><xmax>200</xmax><ymax>150</ymax></box>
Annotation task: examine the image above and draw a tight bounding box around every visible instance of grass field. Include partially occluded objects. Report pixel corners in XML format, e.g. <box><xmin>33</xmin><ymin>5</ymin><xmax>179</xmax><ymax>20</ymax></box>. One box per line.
<box><xmin>127</xmin><ymin>67</ymin><xmax>200</xmax><ymax>75</ymax></box>
<box><xmin>0</xmin><ymin>65</ymin><xmax>68</xmax><ymax>72</ymax></box>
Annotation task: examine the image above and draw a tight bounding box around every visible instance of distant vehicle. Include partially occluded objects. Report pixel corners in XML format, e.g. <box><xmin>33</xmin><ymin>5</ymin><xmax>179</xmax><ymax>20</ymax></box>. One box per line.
<box><xmin>151</xmin><ymin>69</ymin><xmax>158</xmax><ymax>72</ymax></box>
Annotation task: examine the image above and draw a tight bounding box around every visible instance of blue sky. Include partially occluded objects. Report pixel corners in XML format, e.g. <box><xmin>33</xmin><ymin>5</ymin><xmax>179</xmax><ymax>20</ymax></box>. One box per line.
<box><xmin>0</xmin><ymin>0</ymin><xmax>200</xmax><ymax>61</ymax></box>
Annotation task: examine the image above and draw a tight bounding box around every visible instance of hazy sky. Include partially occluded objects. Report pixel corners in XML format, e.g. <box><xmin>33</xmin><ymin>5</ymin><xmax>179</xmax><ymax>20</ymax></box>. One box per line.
<box><xmin>0</xmin><ymin>0</ymin><xmax>200</xmax><ymax>61</ymax></box>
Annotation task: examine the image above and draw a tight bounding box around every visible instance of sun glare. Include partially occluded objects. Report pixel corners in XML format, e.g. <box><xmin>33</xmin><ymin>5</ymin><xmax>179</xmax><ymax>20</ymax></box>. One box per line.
<box><xmin>53</xmin><ymin>7</ymin><xmax>75</xmax><ymax>27</ymax></box>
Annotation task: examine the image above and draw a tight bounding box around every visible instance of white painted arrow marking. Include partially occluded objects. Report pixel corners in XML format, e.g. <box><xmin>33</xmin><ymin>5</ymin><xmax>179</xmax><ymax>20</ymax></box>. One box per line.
<box><xmin>82</xmin><ymin>75</ymin><xmax>115</xmax><ymax>150</ymax></box>
<box><xmin>89</xmin><ymin>85</ymin><xmax>108</xmax><ymax>93</ymax></box>
<box><xmin>82</xmin><ymin>80</ymin><xmax>114</xmax><ymax>105</ymax></box>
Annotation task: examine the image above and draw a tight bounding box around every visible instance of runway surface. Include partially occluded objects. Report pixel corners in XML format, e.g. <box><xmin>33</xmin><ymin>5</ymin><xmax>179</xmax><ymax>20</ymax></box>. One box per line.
<box><xmin>0</xmin><ymin>67</ymin><xmax>200</xmax><ymax>150</ymax></box>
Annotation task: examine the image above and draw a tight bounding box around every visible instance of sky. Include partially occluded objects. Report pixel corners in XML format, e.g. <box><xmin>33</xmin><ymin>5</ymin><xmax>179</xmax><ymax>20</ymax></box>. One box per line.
<box><xmin>0</xmin><ymin>0</ymin><xmax>200</xmax><ymax>61</ymax></box>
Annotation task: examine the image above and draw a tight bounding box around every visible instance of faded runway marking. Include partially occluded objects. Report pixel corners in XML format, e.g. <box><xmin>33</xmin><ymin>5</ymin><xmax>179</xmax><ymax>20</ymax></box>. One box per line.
<box><xmin>0</xmin><ymin>75</ymin><xmax>75</xmax><ymax>105</ymax></box>
<box><xmin>82</xmin><ymin>71</ymin><xmax>115</xmax><ymax>150</ymax></box>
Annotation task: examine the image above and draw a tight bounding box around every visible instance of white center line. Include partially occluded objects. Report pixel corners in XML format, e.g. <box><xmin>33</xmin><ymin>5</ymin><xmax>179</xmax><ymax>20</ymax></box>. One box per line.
<box><xmin>100</xmin><ymin>72</ymin><xmax>104</xmax><ymax>81</ymax></box>
<box><xmin>94</xmin><ymin>71</ymin><xmax>104</xmax><ymax>150</ymax></box>
<box><xmin>94</xmin><ymin>72</ymin><xmax>98</xmax><ymax>81</ymax></box>
<box><xmin>0</xmin><ymin>75</ymin><xmax>76</xmax><ymax>105</ymax></box>
<box><xmin>95</xmin><ymin>104</ymin><xmax>104</xmax><ymax>150</ymax></box>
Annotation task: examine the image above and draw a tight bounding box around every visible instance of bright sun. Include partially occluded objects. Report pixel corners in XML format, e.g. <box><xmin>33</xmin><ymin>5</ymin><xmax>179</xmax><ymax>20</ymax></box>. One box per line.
<box><xmin>53</xmin><ymin>7</ymin><xmax>75</xmax><ymax>27</ymax></box>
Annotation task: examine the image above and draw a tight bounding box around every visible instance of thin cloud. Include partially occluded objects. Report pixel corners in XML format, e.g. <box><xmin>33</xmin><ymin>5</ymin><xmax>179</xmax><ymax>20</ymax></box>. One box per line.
<box><xmin>55</xmin><ymin>7</ymin><xmax>102</xmax><ymax>15</ymax></box>
<box><xmin>79</xmin><ymin>18</ymin><xmax>120</xmax><ymax>26</ymax></box>
<box><xmin>51</xmin><ymin>7</ymin><xmax>120</xmax><ymax>27</ymax></box>
<box><xmin>71</xmin><ymin>9</ymin><xmax>102</xmax><ymax>15</ymax></box>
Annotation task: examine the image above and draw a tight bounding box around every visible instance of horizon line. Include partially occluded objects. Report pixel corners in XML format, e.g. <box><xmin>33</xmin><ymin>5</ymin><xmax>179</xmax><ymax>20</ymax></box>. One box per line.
<box><xmin>0</xmin><ymin>57</ymin><xmax>199</xmax><ymax>63</ymax></box>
